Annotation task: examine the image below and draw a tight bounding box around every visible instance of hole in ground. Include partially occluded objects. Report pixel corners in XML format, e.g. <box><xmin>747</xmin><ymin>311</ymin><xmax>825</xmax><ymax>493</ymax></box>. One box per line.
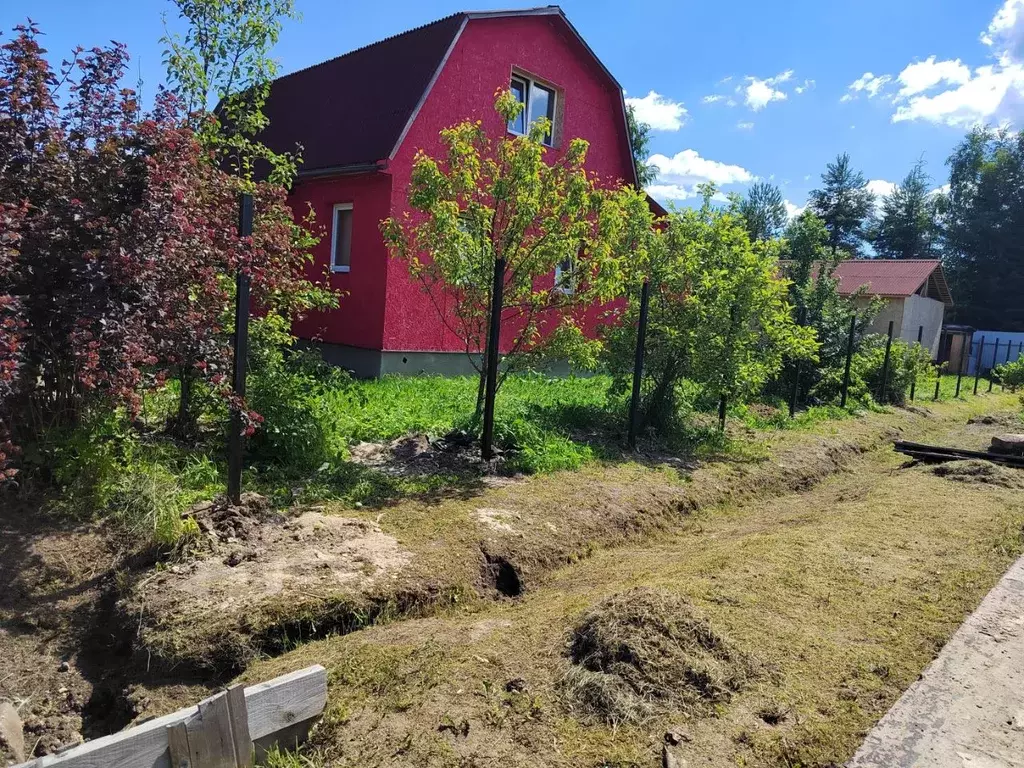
<box><xmin>483</xmin><ymin>554</ymin><xmax>523</xmax><ymax>597</ymax></box>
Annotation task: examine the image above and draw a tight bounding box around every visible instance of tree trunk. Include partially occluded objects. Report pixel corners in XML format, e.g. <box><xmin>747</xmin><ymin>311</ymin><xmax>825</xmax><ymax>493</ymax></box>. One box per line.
<box><xmin>171</xmin><ymin>366</ymin><xmax>196</xmax><ymax>438</ymax></box>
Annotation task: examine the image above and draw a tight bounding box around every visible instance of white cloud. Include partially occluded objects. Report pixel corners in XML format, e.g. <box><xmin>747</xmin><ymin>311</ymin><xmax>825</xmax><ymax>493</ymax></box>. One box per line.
<box><xmin>857</xmin><ymin>2</ymin><xmax>1024</xmax><ymax>127</ymax></box>
<box><xmin>625</xmin><ymin>90</ymin><xmax>688</xmax><ymax>131</ymax></box>
<box><xmin>784</xmin><ymin>200</ymin><xmax>805</xmax><ymax>220</ymax></box>
<box><xmin>736</xmin><ymin>120</ymin><xmax>754</xmax><ymax>130</ymax></box>
<box><xmin>646</xmin><ymin>184</ymin><xmax>729</xmax><ymax>204</ymax></box>
<box><xmin>648</xmin><ymin>149</ymin><xmax>755</xmax><ymax>186</ymax></box>
<box><xmin>931</xmin><ymin>183</ymin><xmax>952</xmax><ymax>196</ymax></box>
<box><xmin>844</xmin><ymin>72</ymin><xmax>892</xmax><ymax>101</ymax></box>
<box><xmin>744</xmin><ymin>77</ymin><xmax>788</xmax><ymax>110</ymax></box>
<box><xmin>892</xmin><ymin>63</ymin><xmax>1024</xmax><ymax>126</ymax></box>
<box><xmin>982</xmin><ymin>0</ymin><xmax>1024</xmax><ymax>60</ymax></box>
<box><xmin>867</xmin><ymin>179</ymin><xmax>896</xmax><ymax>199</ymax></box>
<box><xmin>702</xmin><ymin>94</ymin><xmax>726</xmax><ymax>104</ymax></box>
<box><xmin>897</xmin><ymin>56</ymin><xmax>971</xmax><ymax>97</ymax></box>
<box><xmin>795</xmin><ymin>79</ymin><xmax>816</xmax><ymax>94</ymax></box>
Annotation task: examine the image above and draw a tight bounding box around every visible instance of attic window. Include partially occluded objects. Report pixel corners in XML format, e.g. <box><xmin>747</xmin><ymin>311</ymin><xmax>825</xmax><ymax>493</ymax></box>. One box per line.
<box><xmin>508</xmin><ymin>74</ymin><xmax>556</xmax><ymax>146</ymax></box>
<box><xmin>331</xmin><ymin>203</ymin><xmax>353</xmax><ymax>272</ymax></box>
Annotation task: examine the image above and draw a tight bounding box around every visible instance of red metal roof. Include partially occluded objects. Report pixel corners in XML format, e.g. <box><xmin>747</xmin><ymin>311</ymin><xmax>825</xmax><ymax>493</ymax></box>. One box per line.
<box><xmin>831</xmin><ymin>259</ymin><xmax>952</xmax><ymax>305</ymax></box>
<box><xmin>259</xmin><ymin>6</ymin><xmax>638</xmax><ymax>184</ymax></box>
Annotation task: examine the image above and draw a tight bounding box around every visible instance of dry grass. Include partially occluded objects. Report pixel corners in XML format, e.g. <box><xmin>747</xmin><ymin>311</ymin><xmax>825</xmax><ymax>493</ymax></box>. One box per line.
<box><xmin>561</xmin><ymin>588</ymin><xmax>759</xmax><ymax>726</ymax></box>
<box><xmin>236</xmin><ymin>394</ymin><xmax>1024</xmax><ymax>768</ymax></box>
<box><xmin>932</xmin><ymin>458</ymin><xmax>1024</xmax><ymax>489</ymax></box>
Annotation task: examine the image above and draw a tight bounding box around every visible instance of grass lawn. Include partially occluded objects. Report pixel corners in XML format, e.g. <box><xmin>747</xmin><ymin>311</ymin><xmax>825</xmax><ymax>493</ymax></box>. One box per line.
<box><xmin>235</xmin><ymin>392</ymin><xmax>1024</xmax><ymax>768</ymax></box>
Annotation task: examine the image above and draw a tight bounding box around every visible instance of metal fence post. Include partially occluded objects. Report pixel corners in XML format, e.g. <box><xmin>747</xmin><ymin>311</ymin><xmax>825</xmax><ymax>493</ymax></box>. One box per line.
<box><xmin>878</xmin><ymin>320</ymin><xmax>895</xmax><ymax>405</ymax></box>
<box><xmin>840</xmin><ymin>315</ymin><xmax>856</xmax><ymax>408</ymax></box>
<box><xmin>718</xmin><ymin>394</ymin><xmax>727</xmax><ymax>432</ymax></box>
<box><xmin>788</xmin><ymin>305</ymin><xmax>806</xmax><ymax>418</ymax></box>
<box><xmin>481</xmin><ymin>257</ymin><xmax>506</xmax><ymax>461</ymax></box>
<box><xmin>909</xmin><ymin>325</ymin><xmax>923</xmax><ymax>401</ymax></box>
<box><xmin>933</xmin><ymin>362</ymin><xmax>942</xmax><ymax>400</ymax></box>
<box><xmin>627</xmin><ymin>279</ymin><xmax>652</xmax><ymax>449</ymax></box>
<box><xmin>973</xmin><ymin>338</ymin><xmax>984</xmax><ymax>395</ymax></box>
<box><xmin>955</xmin><ymin>337</ymin><xmax>968</xmax><ymax>398</ymax></box>
<box><xmin>227</xmin><ymin>192</ymin><xmax>254</xmax><ymax>505</ymax></box>
<box><xmin>989</xmin><ymin>338</ymin><xmax>999</xmax><ymax>392</ymax></box>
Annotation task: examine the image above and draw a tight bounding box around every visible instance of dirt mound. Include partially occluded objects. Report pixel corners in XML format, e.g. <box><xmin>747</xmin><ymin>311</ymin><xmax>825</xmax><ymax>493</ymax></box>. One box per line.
<box><xmin>967</xmin><ymin>412</ymin><xmax>1023</xmax><ymax>428</ymax></box>
<box><xmin>932</xmin><ymin>459</ymin><xmax>1024</xmax><ymax>489</ymax></box>
<box><xmin>348</xmin><ymin>432</ymin><xmax>513</xmax><ymax>476</ymax></box>
<box><xmin>125</xmin><ymin>507</ymin><xmax>412</xmax><ymax>673</ymax></box>
<box><xmin>560</xmin><ymin>588</ymin><xmax>759</xmax><ymax>725</ymax></box>
<box><xmin>186</xmin><ymin>492</ymin><xmax>283</xmax><ymax>552</ymax></box>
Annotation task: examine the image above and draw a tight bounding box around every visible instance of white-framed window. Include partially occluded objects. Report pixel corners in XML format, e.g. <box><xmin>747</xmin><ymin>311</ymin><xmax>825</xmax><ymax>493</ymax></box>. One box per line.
<box><xmin>554</xmin><ymin>256</ymin><xmax>575</xmax><ymax>294</ymax></box>
<box><xmin>508</xmin><ymin>73</ymin><xmax>556</xmax><ymax>147</ymax></box>
<box><xmin>331</xmin><ymin>203</ymin><xmax>353</xmax><ymax>272</ymax></box>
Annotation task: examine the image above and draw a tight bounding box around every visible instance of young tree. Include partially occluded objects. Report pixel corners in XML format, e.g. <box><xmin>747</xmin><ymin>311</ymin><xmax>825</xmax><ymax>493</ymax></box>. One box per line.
<box><xmin>161</xmin><ymin>0</ymin><xmax>332</xmax><ymax>434</ymax></box>
<box><xmin>626</xmin><ymin>104</ymin><xmax>659</xmax><ymax>187</ymax></box>
<box><xmin>872</xmin><ymin>160</ymin><xmax>940</xmax><ymax>259</ymax></box>
<box><xmin>808</xmin><ymin>153</ymin><xmax>875</xmax><ymax>256</ymax></box>
<box><xmin>602</xmin><ymin>185</ymin><xmax>817</xmax><ymax>433</ymax></box>
<box><xmin>382</xmin><ymin>91</ymin><xmax>628</xmax><ymax>418</ymax></box>
<box><xmin>162</xmin><ymin>0</ymin><xmax>299</xmax><ymax>183</ymax></box>
<box><xmin>738</xmin><ymin>181</ymin><xmax>788</xmax><ymax>242</ymax></box>
<box><xmin>941</xmin><ymin>127</ymin><xmax>1024</xmax><ymax>330</ymax></box>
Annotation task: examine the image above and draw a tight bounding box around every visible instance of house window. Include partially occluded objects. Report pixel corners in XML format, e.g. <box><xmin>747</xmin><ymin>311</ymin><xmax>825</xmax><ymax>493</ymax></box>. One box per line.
<box><xmin>555</xmin><ymin>256</ymin><xmax>575</xmax><ymax>294</ymax></box>
<box><xmin>508</xmin><ymin>74</ymin><xmax>556</xmax><ymax>146</ymax></box>
<box><xmin>331</xmin><ymin>203</ymin><xmax>353</xmax><ymax>272</ymax></box>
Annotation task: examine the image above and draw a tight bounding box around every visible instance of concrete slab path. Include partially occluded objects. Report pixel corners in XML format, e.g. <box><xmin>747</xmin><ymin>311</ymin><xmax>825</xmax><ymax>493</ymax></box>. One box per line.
<box><xmin>849</xmin><ymin>555</ymin><xmax>1024</xmax><ymax>767</ymax></box>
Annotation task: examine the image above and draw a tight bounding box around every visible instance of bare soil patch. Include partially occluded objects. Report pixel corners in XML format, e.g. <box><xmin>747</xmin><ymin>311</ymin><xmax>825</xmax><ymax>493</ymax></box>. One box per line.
<box><xmin>126</xmin><ymin>496</ymin><xmax>412</xmax><ymax>673</ymax></box>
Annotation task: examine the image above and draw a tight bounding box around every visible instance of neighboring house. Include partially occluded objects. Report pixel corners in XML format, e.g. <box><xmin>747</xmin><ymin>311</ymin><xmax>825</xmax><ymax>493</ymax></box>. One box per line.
<box><xmin>831</xmin><ymin>259</ymin><xmax>953</xmax><ymax>359</ymax></box>
<box><xmin>260</xmin><ymin>6</ymin><xmax>639</xmax><ymax>377</ymax></box>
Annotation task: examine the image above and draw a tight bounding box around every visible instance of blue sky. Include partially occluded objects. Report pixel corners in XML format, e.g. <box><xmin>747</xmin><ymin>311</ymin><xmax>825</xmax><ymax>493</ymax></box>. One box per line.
<box><xmin>6</xmin><ymin>0</ymin><xmax>1023</xmax><ymax>214</ymax></box>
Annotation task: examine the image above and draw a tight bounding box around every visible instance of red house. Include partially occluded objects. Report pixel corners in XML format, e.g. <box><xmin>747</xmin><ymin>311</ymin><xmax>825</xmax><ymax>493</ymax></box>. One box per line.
<box><xmin>260</xmin><ymin>6</ymin><xmax>639</xmax><ymax>376</ymax></box>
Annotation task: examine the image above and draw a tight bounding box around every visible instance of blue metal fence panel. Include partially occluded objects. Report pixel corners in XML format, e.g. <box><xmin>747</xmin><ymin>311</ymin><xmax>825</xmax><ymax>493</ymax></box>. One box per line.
<box><xmin>968</xmin><ymin>330</ymin><xmax>1024</xmax><ymax>374</ymax></box>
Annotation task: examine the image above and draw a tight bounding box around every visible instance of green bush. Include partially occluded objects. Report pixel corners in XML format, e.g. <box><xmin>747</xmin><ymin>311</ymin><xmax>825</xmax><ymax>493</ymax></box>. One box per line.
<box><xmin>814</xmin><ymin>335</ymin><xmax>932</xmax><ymax>406</ymax></box>
<box><xmin>994</xmin><ymin>358</ymin><xmax>1024</xmax><ymax>391</ymax></box>
<box><xmin>246</xmin><ymin>344</ymin><xmax>352</xmax><ymax>473</ymax></box>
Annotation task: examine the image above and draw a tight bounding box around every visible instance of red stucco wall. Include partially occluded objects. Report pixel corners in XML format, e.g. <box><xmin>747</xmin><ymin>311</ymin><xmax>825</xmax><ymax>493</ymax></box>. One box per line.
<box><xmin>383</xmin><ymin>14</ymin><xmax>635</xmax><ymax>353</ymax></box>
<box><xmin>291</xmin><ymin>14</ymin><xmax>635</xmax><ymax>354</ymax></box>
<box><xmin>290</xmin><ymin>172</ymin><xmax>392</xmax><ymax>350</ymax></box>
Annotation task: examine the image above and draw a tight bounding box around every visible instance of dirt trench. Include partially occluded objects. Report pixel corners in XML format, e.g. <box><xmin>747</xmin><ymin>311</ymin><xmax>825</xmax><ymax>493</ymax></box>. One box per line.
<box><xmin>1</xmin><ymin>397</ymin><xmax>1019</xmax><ymax>763</ymax></box>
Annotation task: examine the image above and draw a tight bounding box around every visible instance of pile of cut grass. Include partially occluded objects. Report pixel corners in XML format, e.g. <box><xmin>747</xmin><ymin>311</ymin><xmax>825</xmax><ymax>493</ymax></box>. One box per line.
<box><xmin>560</xmin><ymin>587</ymin><xmax>760</xmax><ymax>725</ymax></box>
<box><xmin>932</xmin><ymin>459</ymin><xmax>1024</xmax><ymax>489</ymax></box>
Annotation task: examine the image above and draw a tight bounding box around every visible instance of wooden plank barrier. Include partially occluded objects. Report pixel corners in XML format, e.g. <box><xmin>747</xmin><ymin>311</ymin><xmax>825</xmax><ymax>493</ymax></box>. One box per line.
<box><xmin>15</xmin><ymin>665</ymin><xmax>327</xmax><ymax>768</ymax></box>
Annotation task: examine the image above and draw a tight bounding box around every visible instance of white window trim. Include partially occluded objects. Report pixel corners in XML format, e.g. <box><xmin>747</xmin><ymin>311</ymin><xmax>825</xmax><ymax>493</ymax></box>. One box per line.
<box><xmin>554</xmin><ymin>259</ymin><xmax>575</xmax><ymax>295</ymax></box>
<box><xmin>330</xmin><ymin>202</ymin><xmax>353</xmax><ymax>273</ymax></box>
<box><xmin>508</xmin><ymin>74</ymin><xmax>556</xmax><ymax>147</ymax></box>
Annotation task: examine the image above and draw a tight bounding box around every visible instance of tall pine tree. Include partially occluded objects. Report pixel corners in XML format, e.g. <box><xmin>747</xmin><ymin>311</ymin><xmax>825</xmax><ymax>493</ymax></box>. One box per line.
<box><xmin>739</xmin><ymin>182</ymin><xmax>788</xmax><ymax>242</ymax></box>
<box><xmin>942</xmin><ymin>128</ymin><xmax>1024</xmax><ymax>331</ymax></box>
<box><xmin>872</xmin><ymin>161</ymin><xmax>939</xmax><ymax>259</ymax></box>
<box><xmin>808</xmin><ymin>153</ymin><xmax>874</xmax><ymax>256</ymax></box>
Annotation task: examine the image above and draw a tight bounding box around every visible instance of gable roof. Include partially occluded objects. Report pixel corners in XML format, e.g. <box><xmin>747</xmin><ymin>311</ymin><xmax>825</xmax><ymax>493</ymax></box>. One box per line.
<box><xmin>259</xmin><ymin>6</ymin><xmax>637</xmax><ymax>185</ymax></box>
<box><xmin>830</xmin><ymin>259</ymin><xmax>952</xmax><ymax>305</ymax></box>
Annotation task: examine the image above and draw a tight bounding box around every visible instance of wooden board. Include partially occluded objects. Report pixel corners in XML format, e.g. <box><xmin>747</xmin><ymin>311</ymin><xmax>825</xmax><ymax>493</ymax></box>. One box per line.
<box><xmin>16</xmin><ymin>665</ymin><xmax>327</xmax><ymax>768</ymax></box>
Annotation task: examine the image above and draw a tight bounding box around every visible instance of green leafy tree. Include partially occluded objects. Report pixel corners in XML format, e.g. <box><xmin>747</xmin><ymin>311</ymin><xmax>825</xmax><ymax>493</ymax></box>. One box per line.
<box><xmin>382</xmin><ymin>91</ymin><xmax>629</xmax><ymax>418</ymax></box>
<box><xmin>603</xmin><ymin>185</ymin><xmax>817</xmax><ymax>434</ymax></box>
<box><xmin>808</xmin><ymin>153</ymin><xmax>875</xmax><ymax>256</ymax></box>
<box><xmin>626</xmin><ymin>104</ymin><xmax>659</xmax><ymax>187</ymax></box>
<box><xmin>872</xmin><ymin>160</ymin><xmax>940</xmax><ymax>259</ymax></box>
<box><xmin>738</xmin><ymin>181</ymin><xmax>787</xmax><ymax>242</ymax></box>
<box><xmin>941</xmin><ymin>127</ymin><xmax>1024</xmax><ymax>330</ymax></box>
<box><xmin>162</xmin><ymin>0</ymin><xmax>299</xmax><ymax>183</ymax></box>
<box><xmin>780</xmin><ymin>212</ymin><xmax>882</xmax><ymax>402</ymax></box>
<box><xmin>161</xmin><ymin>0</ymin><xmax>336</xmax><ymax>436</ymax></box>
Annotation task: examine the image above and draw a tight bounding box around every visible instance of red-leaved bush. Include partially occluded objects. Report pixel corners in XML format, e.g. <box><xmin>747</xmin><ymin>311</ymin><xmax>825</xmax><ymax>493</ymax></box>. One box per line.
<box><xmin>0</xmin><ymin>24</ymin><xmax>331</xmax><ymax>478</ymax></box>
